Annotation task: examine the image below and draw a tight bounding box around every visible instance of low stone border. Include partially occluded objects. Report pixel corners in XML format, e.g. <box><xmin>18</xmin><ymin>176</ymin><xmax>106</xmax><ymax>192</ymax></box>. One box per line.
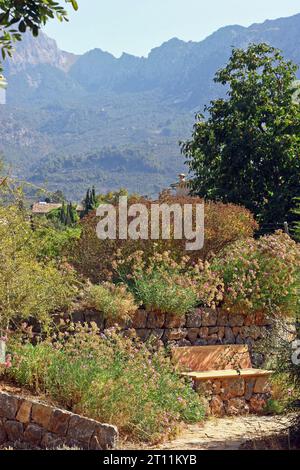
<box><xmin>0</xmin><ymin>390</ymin><xmax>118</xmax><ymax>450</ymax></box>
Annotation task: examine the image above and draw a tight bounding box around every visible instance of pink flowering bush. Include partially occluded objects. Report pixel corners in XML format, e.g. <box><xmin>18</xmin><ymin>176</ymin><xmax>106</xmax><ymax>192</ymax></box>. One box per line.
<box><xmin>5</xmin><ymin>324</ymin><xmax>205</xmax><ymax>443</ymax></box>
<box><xmin>212</xmin><ymin>231</ymin><xmax>300</xmax><ymax>316</ymax></box>
<box><xmin>115</xmin><ymin>250</ymin><xmax>224</xmax><ymax>315</ymax></box>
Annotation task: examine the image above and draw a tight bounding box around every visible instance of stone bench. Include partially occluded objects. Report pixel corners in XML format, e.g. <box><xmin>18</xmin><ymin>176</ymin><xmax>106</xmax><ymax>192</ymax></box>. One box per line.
<box><xmin>173</xmin><ymin>345</ymin><xmax>273</xmax><ymax>417</ymax></box>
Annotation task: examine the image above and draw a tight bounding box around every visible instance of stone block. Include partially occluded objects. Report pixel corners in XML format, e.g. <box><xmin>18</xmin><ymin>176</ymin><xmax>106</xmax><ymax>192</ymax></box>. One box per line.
<box><xmin>0</xmin><ymin>392</ymin><xmax>20</xmax><ymax>420</ymax></box>
<box><xmin>228</xmin><ymin>314</ymin><xmax>244</xmax><ymax>327</ymax></box>
<box><xmin>226</xmin><ymin>398</ymin><xmax>249</xmax><ymax>416</ymax></box>
<box><xmin>0</xmin><ymin>419</ymin><xmax>7</xmax><ymax>445</ymax></box>
<box><xmin>207</xmin><ymin>335</ymin><xmax>218</xmax><ymax>345</ymax></box>
<box><xmin>244</xmin><ymin>315</ymin><xmax>255</xmax><ymax>326</ymax></box>
<box><xmin>24</xmin><ymin>423</ymin><xmax>43</xmax><ymax>446</ymax></box>
<box><xmin>49</xmin><ymin>409</ymin><xmax>71</xmax><ymax>435</ymax></box>
<box><xmin>93</xmin><ymin>423</ymin><xmax>119</xmax><ymax>450</ymax></box>
<box><xmin>165</xmin><ymin>329</ymin><xmax>187</xmax><ymax>341</ymax></box>
<box><xmin>249</xmin><ymin>394</ymin><xmax>267</xmax><ymax>413</ymax></box>
<box><xmin>224</xmin><ymin>327</ymin><xmax>235</xmax><ymax>344</ymax></box>
<box><xmin>165</xmin><ymin>313</ymin><xmax>186</xmax><ymax>328</ymax></box>
<box><xmin>4</xmin><ymin>420</ymin><xmax>23</xmax><ymax>441</ymax></box>
<box><xmin>198</xmin><ymin>327</ymin><xmax>209</xmax><ymax>339</ymax></box>
<box><xmin>201</xmin><ymin>309</ymin><xmax>217</xmax><ymax>327</ymax></box>
<box><xmin>217</xmin><ymin>327</ymin><xmax>225</xmax><ymax>340</ymax></box>
<box><xmin>147</xmin><ymin>311</ymin><xmax>165</xmax><ymax>329</ymax></box>
<box><xmin>244</xmin><ymin>379</ymin><xmax>256</xmax><ymax>401</ymax></box>
<box><xmin>32</xmin><ymin>403</ymin><xmax>53</xmax><ymax>429</ymax></box>
<box><xmin>187</xmin><ymin>328</ymin><xmax>199</xmax><ymax>343</ymax></box>
<box><xmin>67</xmin><ymin>415</ymin><xmax>96</xmax><ymax>443</ymax></box>
<box><xmin>254</xmin><ymin>377</ymin><xmax>271</xmax><ymax>394</ymax></box>
<box><xmin>210</xmin><ymin>396</ymin><xmax>225</xmax><ymax>417</ymax></box>
<box><xmin>16</xmin><ymin>400</ymin><xmax>32</xmax><ymax>424</ymax></box>
<box><xmin>186</xmin><ymin>309</ymin><xmax>202</xmax><ymax>328</ymax></box>
<box><xmin>131</xmin><ymin>309</ymin><xmax>147</xmax><ymax>329</ymax></box>
<box><xmin>217</xmin><ymin>310</ymin><xmax>229</xmax><ymax>326</ymax></box>
<box><xmin>41</xmin><ymin>432</ymin><xmax>65</xmax><ymax>450</ymax></box>
<box><xmin>221</xmin><ymin>378</ymin><xmax>245</xmax><ymax>400</ymax></box>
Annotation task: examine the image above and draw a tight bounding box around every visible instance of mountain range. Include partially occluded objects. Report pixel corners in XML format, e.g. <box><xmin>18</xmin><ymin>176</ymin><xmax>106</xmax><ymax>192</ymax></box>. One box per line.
<box><xmin>1</xmin><ymin>13</ymin><xmax>300</xmax><ymax>200</ymax></box>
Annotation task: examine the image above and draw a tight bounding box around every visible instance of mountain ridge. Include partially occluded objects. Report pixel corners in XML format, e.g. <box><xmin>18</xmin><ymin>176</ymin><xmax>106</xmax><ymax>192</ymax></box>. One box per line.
<box><xmin>1</xmin><ymin>12</ymin><xmax>300</xmax><ymax>199</ymax></box>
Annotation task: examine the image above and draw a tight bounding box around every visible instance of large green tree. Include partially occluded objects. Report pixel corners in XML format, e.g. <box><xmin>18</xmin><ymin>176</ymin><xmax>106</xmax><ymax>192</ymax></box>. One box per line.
<box><xmin>182</xmin><ymin>43</ymin><xmax>300</xmax><ymax>228</ymax></box>
<box><xmin>0</xmin><ymin>0</ymin><xmax>78</xmax><ymax>72</ymax></box>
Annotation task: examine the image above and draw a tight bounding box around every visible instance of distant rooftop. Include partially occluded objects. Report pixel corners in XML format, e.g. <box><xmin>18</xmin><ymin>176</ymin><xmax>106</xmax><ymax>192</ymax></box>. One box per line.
<box><xmin>31</xmin><ymin>202</ymin><xmax>62</xmax><ymax>214</ymax></box>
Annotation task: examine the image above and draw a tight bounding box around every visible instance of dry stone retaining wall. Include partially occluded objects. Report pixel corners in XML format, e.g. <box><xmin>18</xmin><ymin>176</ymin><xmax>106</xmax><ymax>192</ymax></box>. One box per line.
<box><xmin>195</xmin><ymin>375</ymin><xmax>272</xmax><ymax>417</ymax></box>
<box><xmin>0</xmin><ymin>391</ymin><xmax>118</xmax><ymax>450</ymax></box>
<box><xmin>72</xmin><ymin>307</ymin><xmax>274</xmax><ymax>366</ymax></box>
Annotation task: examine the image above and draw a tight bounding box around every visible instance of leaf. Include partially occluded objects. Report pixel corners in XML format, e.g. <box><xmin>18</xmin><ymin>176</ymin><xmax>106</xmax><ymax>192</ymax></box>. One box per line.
<box><xmin>18</xmin><ymin>21</ymin><xmax>26</xmax><ymax>33</ymax></box>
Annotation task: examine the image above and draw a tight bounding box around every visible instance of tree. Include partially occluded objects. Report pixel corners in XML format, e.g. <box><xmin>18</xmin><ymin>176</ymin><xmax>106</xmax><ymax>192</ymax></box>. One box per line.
<box><xmin>0</xmin><ymin>204</ymin><xmax>76</xmax><ymax>334</ymax></box>
<box><xmin>0</xmin><ymin>0</ymin><xmax>78</xmax><ymax>72</ymax></box>
<box><xmin>84</xmin><ymin>187</ymin><xmax>96</xmax><ymax>215</ymax></box>
<box><xmin>182</xmin><ymin>43</ymin><xmax>300</xmax><ymax>228</ymax></box>
<box><xmin>292</xmin><ymin>197</ymin><xmax>300</xmax><ymax>241</ymax></box>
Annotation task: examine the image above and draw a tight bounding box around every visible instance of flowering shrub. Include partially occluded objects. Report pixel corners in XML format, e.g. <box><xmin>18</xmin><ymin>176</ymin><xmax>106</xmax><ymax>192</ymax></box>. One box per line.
<box><xmin>115</xmin><ymin>251</ymin><xmax>224</xmax><ymax>314</ymax></box>
<box><xmin>70</xmin><ymin>197</ymin><xmax>257</xmax><ymax>283</ymax></box>
<box><xmin>87</xmin><ymin>282</ymin><xmax>138</xmax><ymax>325</ymax></box>
<box><xmin>5</xmin><ymin>325</ymin><xmax>205</xmax><ymax>443</ymax></box>
<box><xmin>212</xmin><ymin>231</ymin><xmax>300</xmax><ymax>316</ymax></box>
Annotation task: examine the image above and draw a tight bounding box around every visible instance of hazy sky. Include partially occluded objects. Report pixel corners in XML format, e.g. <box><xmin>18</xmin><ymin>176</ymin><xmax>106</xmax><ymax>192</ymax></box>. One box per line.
<box><xmin>44</xmin><ymin>0</ymin><xmax>300</xmax><ymax>57</ymax></box>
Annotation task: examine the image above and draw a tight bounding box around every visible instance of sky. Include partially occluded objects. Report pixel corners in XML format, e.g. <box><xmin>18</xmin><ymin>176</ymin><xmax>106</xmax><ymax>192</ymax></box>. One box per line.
<box><xmin>44</xmin><ymin>0</ymin><xmax>300</xmax><ymax>58</ymax></box>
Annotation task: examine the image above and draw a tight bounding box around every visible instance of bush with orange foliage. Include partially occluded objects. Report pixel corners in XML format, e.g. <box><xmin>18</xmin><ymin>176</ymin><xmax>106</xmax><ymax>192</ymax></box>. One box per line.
<box><xmin>69</xmin><ymin>196</ymin><xmax>257</xmax><ymax>283</ymax></box>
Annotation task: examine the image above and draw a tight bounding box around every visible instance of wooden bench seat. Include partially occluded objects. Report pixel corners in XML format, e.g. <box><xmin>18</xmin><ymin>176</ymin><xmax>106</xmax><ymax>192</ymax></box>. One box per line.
<box><xmin>172</xmin><ymin>345</ymin><xmax>273</xmax><ymax>416</ymax></box>
<box><xmin>182</xmin><ymin>368</ymin><xmax>273</xmax><ymax>381</ymax></box>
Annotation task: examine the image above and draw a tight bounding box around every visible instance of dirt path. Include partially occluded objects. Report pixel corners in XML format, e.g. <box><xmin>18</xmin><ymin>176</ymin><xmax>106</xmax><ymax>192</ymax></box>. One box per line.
<box><xmin>155</xmin><ymin>415</ymin><xmax>293</xmax><ymax>450</ymax></box>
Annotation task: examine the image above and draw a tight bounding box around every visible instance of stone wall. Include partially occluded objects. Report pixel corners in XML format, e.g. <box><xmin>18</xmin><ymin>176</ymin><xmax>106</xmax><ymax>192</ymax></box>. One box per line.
<box><xmin>0</xmin><ymin>391</ymin><xmax>118</xmax><ymax>450</ymax></box>
<box><xmin>195</xmin><ymin>374</ymin><xmax>272</xmax><ymax>417</ymax></box>
<box><xmin>72</xmin><ymin>307</ymin><xmax>273</xmax><ymax>365</ymax></box>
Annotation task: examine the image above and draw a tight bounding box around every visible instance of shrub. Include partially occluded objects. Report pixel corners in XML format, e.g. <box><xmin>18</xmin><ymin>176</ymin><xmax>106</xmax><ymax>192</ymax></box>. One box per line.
<box><xmin>5</xmin><ymin>325</ymin><xmax>205</xmax><ymax>443</ymax></box>
<box><xmin>87</xmin><ymin>283</ymin><xmax>138</xmax><ymax>325</ymax></box>
<box><xmin>115</xmin><ymin>251</ymin><xmax>223</xmax><ymax>314</ymax></box>
<box><xmin>211</xmin><ymin>231</ymin><xmax>300</xmax><ymax>316</ymax></box>
<box><xmin>0</xmin><ymin>205</ymin><xmax>77</xmax><ymax>332</ymax></box>
<box><xmin>69</xmin><ymin>196</ymin><xmax>257</xmax><ymax>283</ymax></box>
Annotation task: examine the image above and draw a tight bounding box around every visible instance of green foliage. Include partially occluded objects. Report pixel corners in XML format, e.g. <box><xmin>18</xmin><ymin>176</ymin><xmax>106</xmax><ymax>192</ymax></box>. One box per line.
<box><xmin>5</xmin><ymin>325</ymin><xmax>205</xmax><ymax>442</ymax></box>
<box><xmin>46</xmin><ymin>202</ymin><xmax>78</xmax><ymax>227</ymax></box>
<box><xmin>115</xmin><ymin>251</ymin><xmax>223</xmax><ymax>315</ymax></box>
<box><xmin>135</xmin><ymin>275</ymin><xmax>197</xmax><ymax>317</ymax></box>
<box><xmin>292</xmin><ymin>197</ymin><xmax>300</xmax><ymax>241</ymax></box>
<box><xmin>0</xmin><ymin>204</ymin><xmax>77</xmax><ymax>331</ymax></box>
<box><xmin>211</xmin><ymin>231</ymin><xmax>300</xmax><ymax>316</ymax></box>
<box><xmin>0</xmin><ymin>0</ymin><xmax>78</xmax><ymax>70</ymax></box>
<box><xmin>33</xmin><ymin>223</ymin><xmax>81</xmax><ymax>261</ymax></box>
<box><xmin>182</xmin><ymin>43</ymin><xmax>300</xmax><ymax>228</ymax></box>
<box><xmin>83</xmin><ymin>187</ymin><xmax>97</xmax><ymax>215</ymax></box>
<box><xmin>87</xmin><ymin>283</ymin><xmax>138</xmax><ymax>325</ymax></box>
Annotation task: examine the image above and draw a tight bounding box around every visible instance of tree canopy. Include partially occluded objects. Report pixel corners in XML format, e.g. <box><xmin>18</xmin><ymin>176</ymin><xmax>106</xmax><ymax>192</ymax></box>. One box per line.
<box><xmin>182</xmin><ymin>43</ymin><xmax>300</xmax><ymax>228</ymax></box>
<box><xmin>0</xmin><ymin>0</ymin><xmax>78</xmax><ymax>71</ymax></box>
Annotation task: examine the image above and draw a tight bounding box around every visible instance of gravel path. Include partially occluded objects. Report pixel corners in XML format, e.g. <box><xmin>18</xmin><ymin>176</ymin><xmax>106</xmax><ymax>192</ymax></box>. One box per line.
<box><xmin>156</xmin><ymin>415</ymin><xmax>294</xmax><ymax>450</ymax></box>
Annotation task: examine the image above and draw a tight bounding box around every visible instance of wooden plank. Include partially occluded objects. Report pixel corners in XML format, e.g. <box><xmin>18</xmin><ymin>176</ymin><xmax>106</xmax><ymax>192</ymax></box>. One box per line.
<box><xmin>173</xmin><ymin>345</ymin><xmax>252</xmax><ymax>372</ymax></box>
<box><xmin>181</xmin><ymin>369</ymin><xmax>273</xmax><ymax>380</ymax></box>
